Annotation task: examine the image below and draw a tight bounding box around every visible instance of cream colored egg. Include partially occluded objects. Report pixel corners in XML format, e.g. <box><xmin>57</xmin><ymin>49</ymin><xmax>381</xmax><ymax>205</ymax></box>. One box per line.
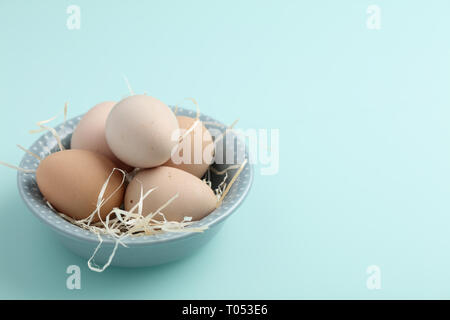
<box><xmin>71</xmin><ymin>101</ymin><xmax>132</xmax><ymax>171</ymax></box>
<box><xmin>124</xmin><ymin>166</ymin><xmax>217</xmax><ymax>222</ymax></box>
<box><xmin>105</xmin><ymin>95</ymin><xmax>179</xmax><ymax>168</ymax></box>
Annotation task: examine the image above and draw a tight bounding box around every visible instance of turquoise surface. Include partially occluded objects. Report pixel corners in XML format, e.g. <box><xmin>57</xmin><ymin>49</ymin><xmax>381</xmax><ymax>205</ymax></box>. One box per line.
<box><xmin>1</xmin><ymin>0</ymin><xmax>450</xmax><ymax>299</ymax></box>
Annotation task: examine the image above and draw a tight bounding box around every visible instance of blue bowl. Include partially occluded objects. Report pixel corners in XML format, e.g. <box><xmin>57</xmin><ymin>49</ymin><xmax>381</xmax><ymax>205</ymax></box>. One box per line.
<box><xmin>17</xmin><ymin>107</ymin><xmax>253</xmax><ymax>268</ymax></box>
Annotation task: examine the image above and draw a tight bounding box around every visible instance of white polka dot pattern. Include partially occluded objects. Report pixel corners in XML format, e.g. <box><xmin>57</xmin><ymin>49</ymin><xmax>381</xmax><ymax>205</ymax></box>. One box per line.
<box><xmin>17</xmin><ymin>107</ymin><xmax>253</xmax><ymax>245</ymax></box>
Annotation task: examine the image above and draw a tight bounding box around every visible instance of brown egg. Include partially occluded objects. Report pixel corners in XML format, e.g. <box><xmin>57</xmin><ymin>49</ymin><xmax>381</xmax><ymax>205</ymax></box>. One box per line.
<box><xmin>124</xmin><ymin>166</ymin><xmax>217</xmax><ymax>222</ymax></box>
<box><xmin>164</xmin><ymin>116</ymin><xmax>215</xmax><ymax>178</ymax></box>
<box><xmin>36</xmin><ymin>149</ymin><xmax>125</xmax><ymax>221</ymax></box>
<box><xmin>71</xmin><ymin>101</ymin><xmax>132</xmax><ymax>172</ymax></box>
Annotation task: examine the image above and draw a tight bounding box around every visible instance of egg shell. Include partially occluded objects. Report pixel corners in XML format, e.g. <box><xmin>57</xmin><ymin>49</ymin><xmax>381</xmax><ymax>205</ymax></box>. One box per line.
<box><xmin>124</xmin><ymin>166</ymin><xmax>217</xmax><ymax>222</ymax></box>
<box><xmin>36</xmin><ymin>149</ymin><xmax>125</xmax><ymax>221</ymax></box>
<box><xmin>71</xmin><ymin>101</ymin><xmax>132</xmax><ymax>171</ymax></box>
<box><xmin>164</xmin><ymin>116</ymin><xmax>215</xmax><ymax>178</ymax></box>
<box><xmin>105</xmin><ymin>95</ymin><xmax>179</xmax><ymax>168</ymax></box>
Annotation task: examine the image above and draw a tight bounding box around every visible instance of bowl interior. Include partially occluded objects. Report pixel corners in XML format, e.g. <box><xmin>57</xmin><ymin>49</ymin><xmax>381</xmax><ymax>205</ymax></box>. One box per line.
<box><xmin>17</xmin><ymin>106</ymin><xmax>253</xmax><ymax>244</ymax></box>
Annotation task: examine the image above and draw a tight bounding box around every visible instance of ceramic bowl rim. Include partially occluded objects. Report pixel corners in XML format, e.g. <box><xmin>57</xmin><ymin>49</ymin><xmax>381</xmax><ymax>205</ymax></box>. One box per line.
<box><xmin>17</xmin><ymin>107</ymin><xmax>253</xmax><ymax>246</ymax></box>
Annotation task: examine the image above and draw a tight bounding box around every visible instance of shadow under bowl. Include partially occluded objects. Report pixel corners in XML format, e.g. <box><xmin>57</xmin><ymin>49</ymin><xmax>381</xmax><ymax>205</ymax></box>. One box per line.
<box><xmin>17</xmin><ymin>107</ymin><xmax>253</xmax><ymax>267</ymax></box>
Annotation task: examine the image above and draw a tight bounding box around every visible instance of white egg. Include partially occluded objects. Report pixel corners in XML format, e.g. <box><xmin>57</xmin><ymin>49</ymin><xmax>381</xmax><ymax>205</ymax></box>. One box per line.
<box><xmin>105</xmin><ymin>95</ymin><xmax>179</xmax><ymax>168</ymax></box>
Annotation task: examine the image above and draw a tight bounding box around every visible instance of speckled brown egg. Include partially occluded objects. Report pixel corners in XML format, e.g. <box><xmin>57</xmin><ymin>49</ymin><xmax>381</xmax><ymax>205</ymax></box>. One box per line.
<box><xmin>124</xmin><ymin>166</ymin><xmax>217</xmax><ymax>222</ymax></box>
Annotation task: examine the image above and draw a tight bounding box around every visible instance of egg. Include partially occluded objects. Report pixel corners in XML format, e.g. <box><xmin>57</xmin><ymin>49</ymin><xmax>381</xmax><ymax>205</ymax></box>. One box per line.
<box><xmin>124</xmin><ymin>166</ymin><xmax>217</xmax><ymax>222</ymax></box>
<box><xmin>71</xmin><ymin>101</ymin><xmax>131</xmax><ymax>171</ymax></box>
<box><xmin>105</xmin><ymin>95</ymin><xmax>179</xmax><ymax>168</ymax></box>
<box><xmin>163</xmin><ymin>116</ymin><xmax>215</xmax><ymax>178</ymax></box>
<box><xmin>36</xmin><ymin>149</ymin><xmax>125</xmax><ymax>221</ymax></box>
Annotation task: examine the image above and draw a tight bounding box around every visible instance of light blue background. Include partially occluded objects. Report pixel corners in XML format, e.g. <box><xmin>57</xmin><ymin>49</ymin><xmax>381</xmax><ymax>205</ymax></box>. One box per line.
<box><xmin>1</xmin><ymin>0</ymin><xmax>450</xmax><ymax>299</ymax></box>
